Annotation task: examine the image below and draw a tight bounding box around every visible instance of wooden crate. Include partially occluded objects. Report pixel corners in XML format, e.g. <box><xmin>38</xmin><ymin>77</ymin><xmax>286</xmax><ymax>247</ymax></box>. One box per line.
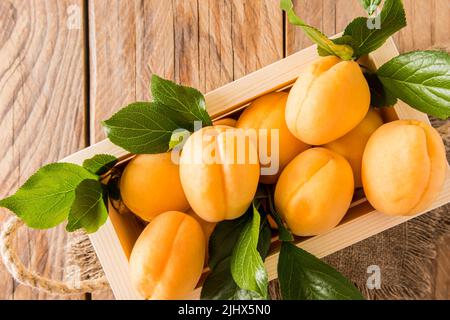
<box><xmin>61</xmin><ymin>37</ymin><xmax>450</xmax><ymax>300</ymax></box>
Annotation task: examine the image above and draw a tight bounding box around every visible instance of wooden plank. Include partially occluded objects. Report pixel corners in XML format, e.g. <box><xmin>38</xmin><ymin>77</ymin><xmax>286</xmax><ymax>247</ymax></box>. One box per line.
<box><xmin>393</xmin><ymin>0</ymin><xmax>450</xmax><ymax>53</ymax></box>
<box><xmin>395</xmin><ymin>0</ymin><xmax>433</xmax><ymax>52</ymax></box>
<box><xmin>286</xmin><ymin>0</ymin><xmax>366</xmax><ymax>55</ymax></box>
<box><xmin>88</xmin><ymin>0</ymin><xmax>139</xmax><ymax>143</ymax></box>
<box><xmin>230</xmin><ymin>0</ymin><xmax>284</xmax><ymax>79</ymax></box>
<box><xmin>0</xmin><ymin>0</ymin><xmax>87</xmax><ymax>299</ymax></box>
<box><xmin>432</xmin><ymin>0</ymin><xmax>450</xmax><ymax>48</ymax></box>
<box><xmin>286</xmin><ymin>0</ymin><xmax>335</xmax><ymax>52</ymax></box>
<box><xmin>199</xmin><ymin>0</ymin><xmax>234</xmax><ymax>93</ymax></box>
<box><xmin>0</xmin><ymin>0</ymin><xmax>15</xmax><ymax>299</ymax></box>
<box><xmin>334</xmin><ymin>0</ymin><xmax>367</xmax><ymax>32</ymax></box>
<box><xmin>137</xmin><ymin>0</ymin><xmax>174</xmax><ymax>98</ymax></box>
<box><xmin>88</xmin><ymin>0</ymin><xmax>283</xmax><ymax>299</ymax></box>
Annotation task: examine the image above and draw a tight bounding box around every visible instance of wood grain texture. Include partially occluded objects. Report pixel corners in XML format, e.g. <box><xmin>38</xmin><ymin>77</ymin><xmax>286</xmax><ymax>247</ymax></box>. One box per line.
<box><xmin>88</xmin><ymin>0</ymin><xmax>139</xmax><ymax>143</ymax></box>
<box><xmin>286</xmin><ymin>0</ymin><xmax>366</xmax><ymax>54</ymax></box>
<box><xmin>0</xmin><ymin>0</ymin><xmax>87</xmax><ymax>299</ymax></box>
<box><xmin>394</xmin><ymin>0</ymin><xmax>450</xmax><ymax>53</ymax></box>
<box><xmin>89</xmin><ymin>0</ymin><xmax>284</xmax><ymax>141</ymax></box>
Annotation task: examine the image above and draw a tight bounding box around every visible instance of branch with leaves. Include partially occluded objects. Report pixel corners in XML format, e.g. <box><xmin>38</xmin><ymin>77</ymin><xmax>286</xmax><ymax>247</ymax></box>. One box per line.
<box><xmin>281</xmin><ymin>0</ymin><xmax>450</xmax><ymax>119</ymax></box>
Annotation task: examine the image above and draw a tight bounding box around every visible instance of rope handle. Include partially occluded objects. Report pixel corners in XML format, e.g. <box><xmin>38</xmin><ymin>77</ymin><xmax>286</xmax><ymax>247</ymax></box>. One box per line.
<box><xmin>0</xmin><ymin>216</ymin><xmax>109</xmax><ymax>295</ymax></box>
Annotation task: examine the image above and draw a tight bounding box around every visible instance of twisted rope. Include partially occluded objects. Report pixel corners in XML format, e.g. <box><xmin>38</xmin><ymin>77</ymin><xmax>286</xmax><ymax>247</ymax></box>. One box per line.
<box><xmin>0</xmin><ymin>216</ymin><xmax>109</xmax><ymax>295</ymax></box>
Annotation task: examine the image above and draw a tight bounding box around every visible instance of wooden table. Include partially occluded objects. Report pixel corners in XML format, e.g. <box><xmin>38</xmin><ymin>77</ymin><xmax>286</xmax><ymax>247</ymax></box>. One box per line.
<box><xmin>0</xmin><ymin>0</ymin><xmax>449</xmax><ymax>300</ymax></box>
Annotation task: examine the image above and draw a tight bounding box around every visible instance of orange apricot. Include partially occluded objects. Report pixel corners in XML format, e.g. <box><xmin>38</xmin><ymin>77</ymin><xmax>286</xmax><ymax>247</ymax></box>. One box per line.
<box><xmin>275</xmin><ymin>148</ymin><xmax>354</xmax><ymax>236</ymax></box>
<box><xmin>129</xmin><ymin>211</ymin><xmax>205</xmax><ymax>300</ymax></box>
<box><xmin>179</xmin><ymin>126</ymin><xmax>260</xmax><ymax>222</ymax></box>
<box><xmin>120</xmin><ymin>153</ymin><xmax>189</xmax><ymax>222</ymax></box>
<box><xmin>285</xmin><ymin>56</ymin><xmax>370</xmax><ymax>145</ymax></box>
<box><xmin>324</xmin><ymin>109</ymin><xmax>384</xmax><ymax>188</ymax></box>
<box><xmin>236</xmin><ymin>92</ymin><xmax>310</xmax><ymax>184</ymax></box>
<box><xmin>362</xmin><ymin>120</ymin><xmax>447</xmax><ymax>216</ymax></box>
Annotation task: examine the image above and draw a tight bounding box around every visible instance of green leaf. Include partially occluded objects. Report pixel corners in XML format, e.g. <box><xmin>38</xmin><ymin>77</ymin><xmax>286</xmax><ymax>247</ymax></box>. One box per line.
<box><xmin>0</xmin><ymin>163</ymin><xmax>97</xmax><ymax>229</ymax></box>
<box><xmin>201</xmin><ymin>257</ymin><xmax>238</xmax><ymax>300</ymax></box>
<box><xmin>344</xmin><ymin>0</ymin><xmax>406</xmax><ymax>58</ymax></box>
<box><xmin>317</xmin><ymin>36</ymin><xmax>354</xmax><ymax>57</ymax></box>
<box><xmin>102</xmin><ymin>102</ymin><xmax>181</xmax><ymax>154</ymax></box>
<box><xmin>104</xmin><ymin>76</ymin><xmax>214</xmax><ymax>153</ymax></box>
<box><xmin>200</xmin><ymin>257</ymin><xmax>265</xmax><ymax>300</ymax></box>
<box><xmin>377</xmin><ymin>51</ymin><xmax>450</xmax><ymax>119</ymax></box>
<box><xmin>151</xmin><ymin>75</ymin><xmax>212</xmax><ymax>130</ymax></box>
<box><xmin>257</xmin><ymin>217</ymin><xmax>272</xmax><ymax>259</ymax></box>
<box><xmin>363</xmin><ymin>72</ymin><xmax>398</xmax><ymax>107</ymax></box>
<box><xmin>202</xmin><ymin>207</ymin><xmax>271</xmax><ymax>300</ymax></box>
<box><xmin>208</xmin><ymin>213</ymin><xmax>251</xmax><ymax>270</ymax></box>
<box><xmin>230</xmin><ymin>204</ymin><xmax>269</xmax><ymax>299</ymax></box>
<box><xmin>278</xmin><ymin>242</ymin><xmax>365</xmax><ymax>300</ymax></box>
<box><xmin>281</xmin><ymin>0</ymin><xmax>354</xmax><ymax>61</ymax></box>
<box><xmin>358</xmin><ymin>0</ymin><xmax>381</xmax><ymax>15</ymax></box>
<box><xmin>66</xmin><ymin>179</ymin><xmax>108</xmax><ymax>233</ymax></box>
<box><xmin>83</xmin><ymin>154</ymin><xmax>118</xmax><ymax>175</ymax></box>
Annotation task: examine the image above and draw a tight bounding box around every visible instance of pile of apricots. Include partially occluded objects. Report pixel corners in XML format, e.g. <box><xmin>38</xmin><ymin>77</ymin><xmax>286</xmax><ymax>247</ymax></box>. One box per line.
<box><xmin>121</xmin><ymin>56</ymin><xmax>447</xmax><ymax>299</ymax></box>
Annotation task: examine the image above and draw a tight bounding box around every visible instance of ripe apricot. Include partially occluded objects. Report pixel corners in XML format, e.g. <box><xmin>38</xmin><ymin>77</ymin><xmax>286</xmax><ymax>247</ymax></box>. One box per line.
<box><xmin>120</xmin><ymin>153</ymin><xmax>189</xmax><ymax>221</ymax></box>
<box><xmin>236</xmin><ymin>92</ymin><xmax>310</xmax><ymax>184</ymax></box>
<box><xmin>187</xmin><ymin>209</ymin><xmax>216</xmax><ymax>241</ymax></box>
<box><xmin>129</xmin><ymin>211</ymin><xmax>205</xmax><ymax>299</ymax></box>
<box><xmin>213</xmin><ymin>118</ymin><xmax>237</xmax><ymax>127</ymax></box>
<box><xmin>187</xmin><ymin>209</ymin><xmax>216</xmax><ymax>263</ymax></box>
<box><xmin>275</xmin><ymin>148</ymin><xmax>354</xmax><ymax>236</ymax></box>
<box><xmin>362</xmin><ymin>120</ymin><xmax>447</xmax><ymax>216</ymax></box>
<box><xmin>286</xmin><ymin>56</ymin><xmax>370</xmax><ymax>145</ymax></box>
<box><xmin>179</xmin><ymin>126</ymin><xmax>260</xmax><ymax>222</ymax></box>
<box><xmin>324</xmin><ymin>109</ymin><xmax>384</xmax><ymax>188</ymax></box>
